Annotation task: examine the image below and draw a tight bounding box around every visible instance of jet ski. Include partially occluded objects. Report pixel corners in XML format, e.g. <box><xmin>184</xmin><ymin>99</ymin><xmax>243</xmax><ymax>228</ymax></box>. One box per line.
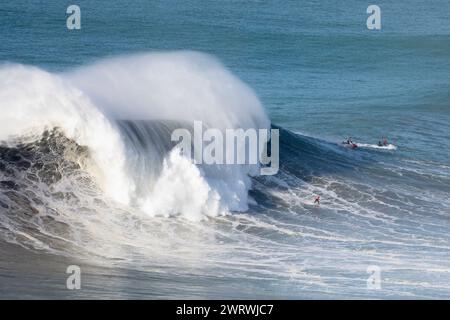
<box><xmin>342</xmin><ymin>141</ymin><xmax>358</xmax><ymax>149</ymax></box>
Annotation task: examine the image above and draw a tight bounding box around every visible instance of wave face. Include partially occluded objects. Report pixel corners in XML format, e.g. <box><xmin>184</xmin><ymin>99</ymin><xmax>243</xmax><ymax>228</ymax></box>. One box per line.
<box><xmin>0</xmin><ymin>52</ymin><xmax>270</xmax><ymax>221</ymax></box>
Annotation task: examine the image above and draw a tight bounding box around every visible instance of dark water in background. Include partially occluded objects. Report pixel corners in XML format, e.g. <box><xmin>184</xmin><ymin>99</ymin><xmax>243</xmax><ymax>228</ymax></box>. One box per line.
<box><xmin>0</xmin><ymin>1</ymin><xmax>449</xmax><ymax>299</ymax></box>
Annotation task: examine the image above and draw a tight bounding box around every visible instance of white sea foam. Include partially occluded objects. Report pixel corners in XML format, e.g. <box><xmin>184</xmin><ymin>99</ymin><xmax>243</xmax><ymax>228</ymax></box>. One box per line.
<box><xmin>140</xmin><ymin>147</ymin><xmax>226</xmax><ymax>220</ymax></box>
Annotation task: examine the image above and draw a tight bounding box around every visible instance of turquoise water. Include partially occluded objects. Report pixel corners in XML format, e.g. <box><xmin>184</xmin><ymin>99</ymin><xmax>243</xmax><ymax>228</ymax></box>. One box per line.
<box><xmin>0</xmin><ymin>1</ymin><xmax>449</xmax><ymax>299</ymax></box>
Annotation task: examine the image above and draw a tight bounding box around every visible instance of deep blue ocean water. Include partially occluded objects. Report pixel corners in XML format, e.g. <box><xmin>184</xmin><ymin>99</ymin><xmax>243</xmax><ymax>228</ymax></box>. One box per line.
<box><xmin>0</xmin><ymin>0</ymin><xmax>449</xmax><ymax>299</ymax></box>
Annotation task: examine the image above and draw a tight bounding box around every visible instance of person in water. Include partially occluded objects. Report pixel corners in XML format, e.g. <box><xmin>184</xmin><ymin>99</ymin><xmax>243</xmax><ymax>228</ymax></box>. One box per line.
<box><xmin>314</xmin><ymin>195</ymin><xmax>320</xmax><ymax>205</ymax></box>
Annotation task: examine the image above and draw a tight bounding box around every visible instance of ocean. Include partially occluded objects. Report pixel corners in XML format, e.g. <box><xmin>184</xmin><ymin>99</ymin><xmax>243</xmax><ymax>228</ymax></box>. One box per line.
<box><xmin>0</xmin><ymin>0</ymin><xmax>449</xmax><ymax>299</ymax></box>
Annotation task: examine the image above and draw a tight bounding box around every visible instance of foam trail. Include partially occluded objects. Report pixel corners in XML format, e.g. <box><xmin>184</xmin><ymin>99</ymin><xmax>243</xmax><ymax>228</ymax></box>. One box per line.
<box><xmin>358</xmin><ymin>143</ymin><xmax>397</xmax><ymax>150</ymax></box>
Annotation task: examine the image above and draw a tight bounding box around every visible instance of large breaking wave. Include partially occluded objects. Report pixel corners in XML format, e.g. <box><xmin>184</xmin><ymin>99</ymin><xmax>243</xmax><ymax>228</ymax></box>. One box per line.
<box><xmin>0</xmin><ymin>51</ymin><xmax>269</xmax><ymax>222</ymax></box>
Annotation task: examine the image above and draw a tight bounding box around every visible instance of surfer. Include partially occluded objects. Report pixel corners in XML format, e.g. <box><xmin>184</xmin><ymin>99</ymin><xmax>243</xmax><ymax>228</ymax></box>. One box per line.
<box><xmin>314</xmin><ymin>195</ymin><xmax>320</xmax><ymax>205</ymax></box>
